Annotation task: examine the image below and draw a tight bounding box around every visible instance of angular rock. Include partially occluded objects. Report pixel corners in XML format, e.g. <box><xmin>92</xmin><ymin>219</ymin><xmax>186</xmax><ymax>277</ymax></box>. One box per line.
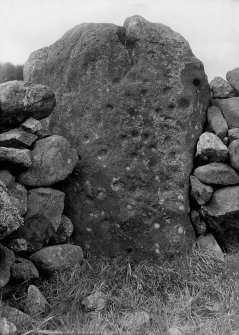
<box><xmin>194</xmin><ymin>234</ymin><xmax>223</xmax><ymax>258</ymax></box>
<box><xmin>0</xmin><ymin>245</ymin><xmax>15</xmax><ymax>287</ymax></box>
<box><xmin>0</xmin><ymin>181</ymin><xmax>24</xmax><ymax>240</ymax></box>
<box><xmin>0</xmin><ymin>80</ymin><xmax>56</xmax><ymax>129</ymax></box>
<box><xmin>207</xmin><ymin>106</ymin><xmax>228</xmax><ymax>139</ymax></box>
<box><xmin>30</xmin><ymin>244</ymin><xmax>83</xmax><ymax>272</ymax></box>
<box><xmin>7</xmin><ymin>238</ymin><xmax>42</xmax><ymax>254</ymax></box>
<box><xmin>18</xmin><ymin>135</ymin><xmax>78</xmax><ymax>187</ymax></box>
<box><xmin>11</xmin><ymin>257</ymin><xmax>39</xmax><ymax>281</ymax></box>
<box><xmin>228</xmin><ymin>139</ymin><xmax>239</xmax><ymax>172</ymax></box>
<box><xmin>190</xmin><ymin>175</ymin><xmax>213</xmax><ymax>205</ymax></box>
<box><xmin>35</xmin><ymin>129</ymin><xmax>52</xmax><ymax>139</ymax></box>
<box><xmin>228</xmin><ymin>128</ymin><xmax>239</xmax><ymax>143</ymax></box>
<box><xmin>196</xmin><ymin>132</ymin><xmax>228</xmax><ymax>163</ymax></box>
<box><xmin>26</xmin><ymin>285</ymin><xmax>50</xmax><ymax>316</ymax></box>
<box><xmin>0</xmin><ymin>317</ymin><xmax>17</xmax><ymax>335</ymax></box>
<box><xmin>24</xmin><ymin>15</ymin><xmax>210</xmax><ymax>257</ymax></box>
<box><xmin>213</xmin><ymin>98</ymin><xmax>239</xmax><ymax>129</ymax></box>
<box><xmin>50</xmin><ymin>215</ymin><xmax>74</xmax><ymax>244</ymax></box>
<box><xmin>190</xmin><ymin>210</ymin><xmax>207</xmax><ymax>235</ymax></box>
<box><xmin>13</xmin><ymin>188</ymin><xmax>65</xmax><ymax>243</ymax></box>
<box><xmin>0</xmin><ymin>147</ymin><xmax>31</xmax><ymax>168</ymax></box>
<box><xmin>0</xmin><ymin>302</ymin><xmax>33</xmax><ymax>327</ymax></box>
<box><xmin>82</xmin><ymin>291</ymin><xmax>106</xmax><ymax>312</ymax></box>
<box><xmin>210</xmin><ymin>76</ymin><xmax>235</xmax><ymax>98</ymax></box>
<box><xmin>226</xmin><ymin>67</ymin><xmax>239</xmax><ymax>93</ymax></box>
<box><xmin>0</xmin><ymin>129</ymin><xmax>37</xmax><ymax>148</ymax></box>
<box><xmin>8</xmin><ymin>182</ymin><xmax>27</xmax><ymax>216</ymax></box>
<box><xmin>21</xmin><ymin>117</ymin><xmax>42</xmax><ymax>133</ymax></box>
<box><xmin>201</xmin><ymin>185</ymin><xmax>239</xmax><ymax>232</ymax></box>
<box><xmin>194</xmin><ymin>163</ymin><xmax>239</xmax><ymax>186</ymax></box>
<box><xmin>0</xmin><ymin>170</ymin><xmax>15</xmax><ymax>186</ymax></box>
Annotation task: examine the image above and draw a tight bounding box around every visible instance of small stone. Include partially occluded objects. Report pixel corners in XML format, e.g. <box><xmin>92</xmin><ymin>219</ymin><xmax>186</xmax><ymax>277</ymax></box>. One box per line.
<box><xmin>213</xmin><ymin>98</ymin><xmax>239</xmax><ymax>129</ymax></box>
<box><xmin>190</xmin><ymin>175</ymin><xmax>213</xmax><ymax>205</ymax></box>
<box><xmin>194</xmin><ymin>234</ymin><xmax>223</xmax><ymax>258</ymax></box>
<box><xmin>194</xmin><ymin>163</ymin><xmax>239</xmax><ymax>185</ymax></box>
<box><xmin>196</xmin><ymin>132</ymin><xmax>228</xmax><ymax>163</ymax></box>
<box><xmin>26</xmin><ymin>285</ymin><xmax>50</xmax><ymax>316</ymax></box>
<box><xmin>7</xmin><ymin>238</ymin><xmax>42</xmax><ymax>254</ymax></box>
<box><xmin>51</xmin><ymin>215</ymin><xmax>74</xmax><ymax>244</ymax></box>
<box><xmin>226</xmin><ymin>67</ymin><xmax>239</xmax><ymax>93</ymax></box>
<box><xmin>228</xmin><ymin>128</ymin><xmax>239</xmax><ymax>143</ymax></box>
<box><xmin>207</xmin><ymin>106</ymin><xmax>228</xmax><ymax>139</ymax></box>
<box><xmin>0</xmin><ymin>317</ymin><xmax>17</xmax><ymax>335</ymax></box>
<box><xmin>82</xmin><ymin>291</ymin><xmax>106</xmax><ymax>312</ymax></box>
<box><xmin>0</xmin><ymin>245</ymin><xmax>15</xmax><ymax>288</ymax></box>
<box><xmin>21</xmin><ymin>117</ymin><xmax>42</xmax><ymax>133</ymax></box>
<box><xmin>36</xmin><ymin>129</ymin><xmax>52</xmax><ymax>139</ymax></box>
<box><xmin>119</xmin><ymin>311</ymin><xmax>150</xmax><ymax>329</ymax></box>
<box><xmin>210</xmin><ymin>76</ymin><xmax>235</xmax><ymax>98</ymax></box>
<box><xmin>0</xmin><ymin>302</ymin><xmax>33</xmax><ymax>327</ymax></box>
<box><xmin>0</xmin><ymin>129</ymin><xmax>37</xmax><ymax>148</ymax></box>
<box><xmin>190</xmin><ymin>210</ymin><xmax>207</xmax><ymax>235</ymax></box>
<box><xmin>0</xmin><ymin>147</ymin><xmax>31</xmax><ymax>168</ymax></box>
<box><xmin>11</xmin><ymin>257</ymin><xmax>39</xmax><ymax>281</ymax></box>
<box><xmin>167</xmin><ymin>327</ymin><xmax>182</xmax><ymax>335</ymax></box>
<box><xmin>0</xmin><ymin>170</ymin><xmax>15</xmax><ymax>186</ymax></box>
<box><xmin>30</xmin><ymin>244</ymin><xmax>83</xmax><ymax>272</ymax></box>
<box><xmin>222</xmin><ymin>137</ymin><xmax>228</xmax><ymax>146</ymax></box>
<box><xmin>8</xmin><ymin>182</ymin><xmax>27</xmax><ymax>216</ymax></box>
<box><xmin>228</xmin><ymin>139</ymin><xmax>239</xmax><ymax>172</ymax></box>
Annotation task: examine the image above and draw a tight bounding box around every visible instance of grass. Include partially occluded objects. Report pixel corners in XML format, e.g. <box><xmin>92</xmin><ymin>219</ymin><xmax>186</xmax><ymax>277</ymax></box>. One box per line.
<box><xmin>5</xmin><ymin>249</ymin><xmax>239</xmax><ymax>335</ymax></box>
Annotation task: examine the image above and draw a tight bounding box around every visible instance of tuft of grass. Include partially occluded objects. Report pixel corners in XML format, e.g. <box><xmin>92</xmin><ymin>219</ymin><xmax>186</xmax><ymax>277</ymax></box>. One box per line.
<box><xmin>8</xmin><ymin>249</ymin><xmax>239</xmax><ymax>335</ymax></box>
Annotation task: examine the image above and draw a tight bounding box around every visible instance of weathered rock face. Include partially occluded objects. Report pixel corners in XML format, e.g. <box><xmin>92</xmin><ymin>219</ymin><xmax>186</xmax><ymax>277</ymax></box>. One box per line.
<box><xmin>24</xmin><ymin>16</ymin><xmax>210</xmax><ymax>258</ymax></box>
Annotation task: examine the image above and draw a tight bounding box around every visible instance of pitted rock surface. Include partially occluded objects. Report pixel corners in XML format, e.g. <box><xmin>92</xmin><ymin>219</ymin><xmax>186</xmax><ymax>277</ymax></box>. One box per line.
<box><xmin>24</xmin><ymin>15</ymin><xmax>210</xmax><ymax>258</ymax></box>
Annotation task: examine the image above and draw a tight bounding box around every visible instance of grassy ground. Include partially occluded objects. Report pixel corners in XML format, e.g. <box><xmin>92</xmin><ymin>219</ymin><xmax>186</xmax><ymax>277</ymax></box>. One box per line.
<box><xmin>8</xmin><ymin>249</ymin><xmax>239</xmax><ymax>335</ymax></box>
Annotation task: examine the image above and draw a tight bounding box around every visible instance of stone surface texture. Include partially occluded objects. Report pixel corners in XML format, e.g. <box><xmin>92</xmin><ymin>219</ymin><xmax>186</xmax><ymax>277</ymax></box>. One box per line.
<box><xmin>196</xmin><ymin>132</ymin><xmax>228</xmax><ymax>163</ymax></box>
<box><xmin>0</xmin><ymin>245</ymin><xmax>15</xmax><ymax>288</ymax></box>
<box><xmin>18</xmin><ymin>135</ymin><xmax>78</xmax><ymax>186</ymax></box>
<box><xmin>210</xmin><ymin>76</ymin><xmax>235</xmax><ymax>98</ymax></box>
<box><xmin>0</xmin><ymin>147</ymin><xmax>31</xmax><ymax>168</ymax></box>
<box><xmin>8</xmin><ymin>182</ymin><xmax>27</xmax><ymax>216</ymax></box>
<box><xmin>226</xmin><ymin>68</ymin><xmax>239</xmax><ymax>93</ymax></box>
<box><xmin>190</xmin><ymin>176</ymin><xmax>213</xmax><ymax>205</ymax></box>
<box><xmin>228</xmin><ymin>128</ymin><xmax>239</xmax><ymax>143</ymax></box>
<box><xmin>26</xmin><ymin>285</ymin><xmax>50</xmax><ymax>316</ymax></box>
<box><xmin>0</xmin><ymin>129</ymin><xmax>37</xmax><ymax>148</ymax></box>
<box><xmin>207</xmin><ymin>106</ymin><xmax>228</xmax><ymax>139</ymax></box>
<box><xmin>190</xmin><ymin>210</ymin><xmax>207</xmax><ymax>235</ymax></box>
<box><xmin>11</xmin><ymin>257</ymin><xmax>39</xmax><ymax>281</ymax></box>
<box><xmin>21</xmin><ymin>117</ymin><xmax>42</xmax><ymax>133</ymax></box>
<box><xmin>213</xmin><ymin>98</ymin><xmax>239</xmax><ymax>129</ymax></box>
<box><xmin>30</xmin><ymin>244</ymin><xmax>83</xmax><ymax>272</ymax></box>
<box><xmin>228</xmin><ymin>139</ymin><xmax>239</xmax><ymax>171</ymax></box>
<box><xmin>50</xmin><ymin>215</ymin><xmax>74</xmax><ymax>244</ymax></box>
<box><xmin>24</xmin><ymin>15</ymin><xmax>210</xmax><ymax>257</ymax></box>
<box><xmin>0</xmin><ymin>80</ymin><xmax>55</xmax><ymax>129</ymax></box>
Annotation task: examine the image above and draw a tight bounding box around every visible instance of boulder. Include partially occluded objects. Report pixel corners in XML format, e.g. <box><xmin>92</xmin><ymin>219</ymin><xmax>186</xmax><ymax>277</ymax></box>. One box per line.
<box><xmin>0</xmin><ymin>170</ymin><xmax>15</xmax><ymax>186</ymax></box>
<box><xmin>226</xmin><ymin>68</ymin><xmax>239</xmax><ymax>93</ymax></box>
<box><xmin>207</xmin><ymin>106</ymin><xmax>228</xmax><ymax>139</ymax></box>
<box><xmin>8</xmin><ymin>182</ymin><xmax>27</xmax><ymax>216</ymax></box>
<box><xmin>26</xmin><ymin>285</ymin><xmax>50</xmax><ymax>316</ymax></box>
<box><xmin>193</xmin><ymin>163</ymin><xmax>239</xmax><ymax>186</ymax></box>
<box><xmin>210</xmin><ymin>76</ymin><xmax>235</xmax><ymax>98</ymax></box>
<box><xmin>0</xmin><ymin>245</ymin><xmax>15</xmax><ymax>287</ymax></box>
<box><xmin>190</xmin><ymin>210</ymin><xmax>207</xmax><ymax>235</ymax></box>
<box><xmin>195</xmin><ymin>132</ymin><xmax>228</xmax><ymax>163</ymax></box>
<box><xmin>0</xmin><ymin>129</ymin><xmax>37</xmax><ymax>148</ymax></box>
<box><xmin>190</xmin><ymin>175</ymin><xmax>213</xmax><ymax>205</ymax></box>
<box><xmin>0</xmin><ymin>147</ymin><xmax>31</xmax><ymax>168</ymax></box>
<box><xmin>50</xmin><ymin>215</ymin><xmax>74</xmax><ymax>244</ymax></box>
<box><xmin>20</xmin><ymin>117</ymin><xmax>42</xmax><ymax>133</ymax></box>
<box><xmin>0</xmin><ymin>181</ymin><xmax>23</xmax><ymax>240</ymax></box>
<box><xmin>13</xmin><ymin>188</ymin><xmax>65</xmax><ymax>243</ymax></box>
<box><xmin>213</xmin><ymin>98</ymin><xmax>239</xmax><ymax>129</ymax></box>
<box><xmin>228</xmin><ymin>128</ymin><xmax>239</xmax><ymax>143</ymax></box>
<box><xmin>30</xmin><ymin>244</ymin><xmax>83</xmax><ymax>272</ymax></box>
<box><xmin>24</xmin><ymin>15</ymin><xmax>210</xmax><ymax>257</ymax></box>
<box><xmin>201</xmin><ymin>185</ymin><xmax>239</xmax><ymax>232</ymax></box>
<box><xmin>11</xmin><ymin>257</ymin><xmax>39</xmax><ymax>281</ymax></box>
<box><xmin>18</xmin><ymin>135</ymin><xmax>78</xmax><ymax>187</ymax></box>
<box><xmin>0</xmin><ymin>80</ymin><xmax>55</xmax><ymax>129</ymax></box>
<box><xmin>228</xmin><ymin>139</ymin><xmax>239</xmax><ymax>171</ymax></box>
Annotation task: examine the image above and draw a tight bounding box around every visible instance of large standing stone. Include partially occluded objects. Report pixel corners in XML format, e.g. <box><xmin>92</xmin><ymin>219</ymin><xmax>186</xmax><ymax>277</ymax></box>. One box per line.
<box><xmin>213</xmin><ymin>98</ymin><xmax>239</xmax><ymax>129</ymax></box>
<box><xmin>0</xmin><ymin>181</ymin><xmax>23</xmax><ymax>240</ymax></box>
<box><xmin>228</xmin><ymin>139</ymin><xmax>239</xmax><ymax>172</ymax></box>
<box><xmin>193</xmin><ymin>162</ymin><xmax>239</xmax><ymax>185</ymax></box>
<box><xmin>226</xmin><ymin>68</ymin><xmax>239</xmax><ymax>93</ymax></box>
<box><xmin>196</xmin><ymin>132</ymin><xmax>228</xmax><ymax>163</ymax></box>
<box><xmin>201</xmin><ymin>186</ymin><xmax>239</xmax><ymax>233</ymax></box>
<box><xmin>13</xmin><ymin>188</ymin><xmax>65</xmax><ymax>243</ymax></box>
<box><xmin>30</xmin><ymin>244</ymin><xmax>83</xmax><ymax>272</ymax></box>
<box><xmin>210</xmin><ymin>76</ymin><xmax>235</xmax><ymax>99</ymax></box>
<box><xmin>18</xmin><ymin>135</ymin><xmax>78</xmax><ymax>186</ymax></box>
<box><xmin>207</xmin><ymin>106</ymin><xmax>228</xmax><ymax>139</ymax></box>
<box><xmin>0</xmin><ymin>80</ymin><xmax>56</xmax><ymax>129</ymax></box>
<box><xmin>24</xmin><ymin>16</ymin><xmax>210</xmax><ymax>258</ymax></box>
